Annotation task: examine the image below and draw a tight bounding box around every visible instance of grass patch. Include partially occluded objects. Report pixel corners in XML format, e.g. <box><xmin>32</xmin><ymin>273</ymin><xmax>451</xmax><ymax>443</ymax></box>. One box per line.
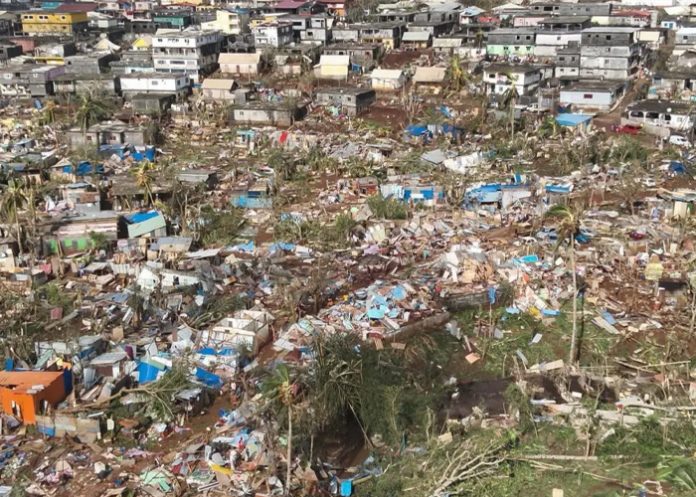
<box><xmin>454</xmin><ymin>298</ymin><xmax>622</xmax><ymax>378</ymax></box>
<box><xmin>273</xmin><ymin>213</ymin><xmax>356</xmax><ymax>250</ymax></box>
<box><xmin>367</xmin><ymin>195</ymin><xmax>409</xmax><ymax>220</ymax></box>
<box><xmin>597</xmin><ymin>417</ymin><xmax>696</xmax><ymax>465</ymax></box>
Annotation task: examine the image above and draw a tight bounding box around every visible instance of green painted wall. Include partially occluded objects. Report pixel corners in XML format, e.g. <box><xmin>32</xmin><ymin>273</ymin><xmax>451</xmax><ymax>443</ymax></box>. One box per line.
<box><xmin>486</xmin><ymin>44</ymin><xmax>535</xmax><ymax>57</ymax></box>
<box><xmin>44</xmin><ymin>237</ymin><xmax>95</xmax><ymax>255</ymax></box>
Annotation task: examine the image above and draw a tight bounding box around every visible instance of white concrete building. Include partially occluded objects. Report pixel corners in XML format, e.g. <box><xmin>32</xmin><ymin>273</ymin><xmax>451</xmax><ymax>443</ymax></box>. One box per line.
<box><xmin>534</xmin><ymin>32</ymin><xmax>582</xmax><ymax>58</ymax></box>
<box><xmin>673</xmin><ymin>27</ymin><xmax>696</xmax><ymax>57</ymax></box>
<box><xmin>251</xmin><ymin>21</ymin><xmax>294</xmax><ymax>48</ymax></box>
<box><xmin>152</xmin><ymin>29</ymin><xmax>223</xmax><ymax>83</ymax></box>
<box><xmin>199</xmin><ymin>309</ymin><xmax>274</xmax><ymax>355</ymax></box>
<box><xmin>370</xmin><ymin>68</ymin><xmax>407</xmax><ymax>90</ymax></box>
<box><xmin>483</xmin><ymin>64</ymin><xmax>542</xmax><ymax>96</ymax></box>
<box><xmin>579</xmin><ymin>27</ymin><xmax>641</xmax><ymax>81</ymax></box>
<box><xmin>559</xmin><ymin>81</ymin><xmax>625</xmax><ymax>111</ymax></box>
<box><xmin>625</xmin><ymin>100</ymin><xmax>696</xmax><ymax>131</ymax></box>
<box><xmin>119</xmin><ymin>72</ymin><xmax>190</xmax><ymax>96</ymax></box>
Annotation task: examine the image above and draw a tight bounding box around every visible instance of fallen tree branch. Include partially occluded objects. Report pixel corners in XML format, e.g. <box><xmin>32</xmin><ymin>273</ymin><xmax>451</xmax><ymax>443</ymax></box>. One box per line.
<box><xmin>517</xmin><ymin>454</ymin><xmax>624</xmax><ymax>461</ymax></box>
<box><xmin>620</xmin><ymin>403</ymin><xmax>696</xmax><ymax>412</ymax></box>
<box><xmin>513</xmin><ymin>459</ymin><xmax>662</xmax><ymax>496</ymax></box>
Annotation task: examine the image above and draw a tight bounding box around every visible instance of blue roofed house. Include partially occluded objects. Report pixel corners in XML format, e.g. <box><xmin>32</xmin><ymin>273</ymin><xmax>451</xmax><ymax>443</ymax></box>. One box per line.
<box><xmin>122</xmin><ymin>210</ymin><xmax>167</xmax><ymax>239</ymax></box>
<box><xmin>230</xmin><ymin>181</ymin><xmax>273</xmax><ymax>209</ymax></box>
<box><xmin>555</xmin><ymin>113</ymin><xmax>593</xmax><ymax>133</ymax></box>
<box><xmin>51</xmin><ymin>161</ymin><xmax>105</xmax><ymax>182</ymax></box>
<box><xmin>459</xmin><ymin>6</ymin><xmax>485</xmax><ymax>24</ymax></box>
<box><xmin>380</xmin><ymin>181</ymin><xmax>445</xmax><ymax>206</ymax></box>
<box><xmin>464</xmin><ymin>182</ymin><xmax>532</xmax><ymax>210</ymax></box>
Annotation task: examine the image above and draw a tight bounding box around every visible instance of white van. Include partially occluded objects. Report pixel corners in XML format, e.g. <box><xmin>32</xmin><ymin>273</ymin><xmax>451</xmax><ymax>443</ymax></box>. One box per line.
<box><xmin>669</xmin><ymin>135</ymin><xmax>692</xmax><ymax>148</ymax></box>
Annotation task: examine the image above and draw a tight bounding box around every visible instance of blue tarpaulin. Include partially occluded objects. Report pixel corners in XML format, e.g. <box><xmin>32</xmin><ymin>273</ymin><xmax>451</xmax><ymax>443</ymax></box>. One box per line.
<box><xmin>391</xmin><ymin>285</ymin><xmax>407</xmax><ymax>300</ymax></box>
<box><xmin>269</xmin><ymin>242</ymin><xmax>296</xmax><ymax>253</ymax></box>
<box><xmin>132</xmin><ymin>146</ymin><xmax>156</xmax><ymax>162</ymax></box>
<box><xmin>138</xmin><ymin>360</ymin><xmax>165</xmax><ymax>384</ymax></box>
<box><xmin>601</xmin><ymin>310</ymin><xmax>617</xmax><ymax>325</ymax></box>
<box><xmin>127</xmin><ymin>210</ymin><xmax>160</xmax><ymax>223</ymax></box>
<box><xmin>575</xmin><ymin>231</ymin><xmax>591</xmax><ymax>244</ymax></box>
<box><xmin>198</xmin><ymin>348</ymin><xmax>237</xmax><ymax>357</ymax></box>
<box><xmin>340</xmin><ymin>480</ymin><xmax>353</xmax><ymax>497</ymax></box>
<box><xmin>440</xmin><ymin>123</ymin><xmax>464</xmax><ymax>137</ymax></box>
<box><xmin>670</xmin><ymin>161</ymin><xmax>686</xmax><ymax>174</ymax></box>
<box><xmin>555</xmin><ymin>114</ymin><xmax>593</xmax><ymax>127</ymax></box>
<box><xmin>195</xmin><ymin>367</ymin><xmax>223</xmax><ymax>388</ymax></box>
<box><xmin>514</xmin><ymin>254</ymin><xmax>540</xmax><ymax>265</ymax></box>
<box><xmin>63</xmin><ymin>161</ymin><xmax>105</xmax><ymax>176</ymax></box>
<box><xmin>439</xmin><ymin>105</ymin><xmax>453</xmax><ymax>119</ymax></box>
<box><xmin>545</xmin><ymin>184</ymin><xmax>572</xmax><ymax>194</ymax></box>
<box><xmin>37</xmin><ymin>421</ymin><xmax>56</xmax><ymax>437</ymax></box>
<box><xmin>466</xmin><ymin>184</ymin><xmax>503</xmax><ymax>203</ymax></box>
<box><xmin>406</xmin><ymin>124</ymin><xmax>430</xmax><ymax>137</ymax></box>
<box><xmin>63</xmin><ymin>369</ymin><xmax>73</xmax><ymax>395</ymax></box>
<box><xmin>230</xmin><ymin>241</ymin><xmax>255</xmax><ymax>253</ymax></box>
<box><xmin>231</xmin><ymin>196</ymin><xmax>272</xmax><ymax>208</ymax></box>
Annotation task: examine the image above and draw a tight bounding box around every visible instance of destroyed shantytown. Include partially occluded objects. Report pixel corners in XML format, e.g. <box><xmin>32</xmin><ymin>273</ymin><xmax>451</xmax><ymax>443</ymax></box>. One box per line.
<box><xmin>3</xmin><ymin>2</ymin><xmax>696</xmax><ymax>497</ymax></box>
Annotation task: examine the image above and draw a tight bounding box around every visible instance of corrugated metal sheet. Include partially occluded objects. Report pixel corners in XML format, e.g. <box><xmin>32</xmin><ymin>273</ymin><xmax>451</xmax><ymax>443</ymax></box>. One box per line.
<box><xmin>413</xmin><ymin>66</ymin><xmax>447</xmax><ymax>83</ymax></box>
<box><xmin>319</xmin><ymin>54</ymin><xmax>349</xmax><ymax>66</ymax></box>
<box><xmin>127</xmin><ymin>213</ymin><xmax>166</xmax><ymax>238</ymax></box>
<box><xmin>218</xmin><ymin>52</ymin><xmax>261</xmax><ymax>65</ymax></box>
<box><xmin>202</xmin><ymin>78</ymin><xmax>235</xmax><ymax>90</ymax></box>
<box><xmin>403</xmin><ymin>31</ymin><xmax>430</xmax><ymax>42</ymax></box>
<box><xmin>371</xmin><ymin>68</ymin><xmax>404</xmax><ymax>80</ymax></box>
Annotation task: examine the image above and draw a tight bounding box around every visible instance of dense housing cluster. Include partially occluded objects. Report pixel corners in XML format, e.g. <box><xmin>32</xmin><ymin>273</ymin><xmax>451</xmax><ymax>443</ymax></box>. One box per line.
<box><xmin>0</xmin><ymin>1</ymin><xmax>696</xmax><ymax>497</ymax></box>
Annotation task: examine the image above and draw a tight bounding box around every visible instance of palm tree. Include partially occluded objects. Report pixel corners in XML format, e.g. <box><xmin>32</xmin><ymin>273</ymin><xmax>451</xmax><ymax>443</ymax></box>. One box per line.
<box><xmin>689</xmin><ymin>272</ymin><xmax>696</xmax><ymax>336</ymax></box>
<box><xmin>345</xmin><ymin>157</ymin><xmax>372</xmax><ymax>178</ymax></box>
<box><xmin>262</xmin><ymin>364</ymin><xmax>298</xmax><ymax>496</ymax></box>
<box><xmin>545</xmin><ymin>204</ymin><xmax>582</xmax><ymax>364</ymax></box>
<box><xmin>447</xmin><ymin>55</ymin><xmax>468</xmax><ymax>93</ymax></box>
<box><xmin>75</xmin><ymin>92</ymin><xmax>111</xmax><ymax>133</ymax></box>
<box><xmin>538</xmin><ymin>115</ymin><xmax>559</xmax><ymax>139</ymax></box>
<box><xmin>474</xmin><ymin>30</ymin><xmax>485</xmax><ymax>49</ymax></box>
<box><xmin>132</xmin><ymin>160</ymin><xmax>157</xmax><ymax>206</ymax></box>
<box><xmin>0</xmin><ymin>179</ymin><xmax>28</xmax><ymax>254</ymax></box>
<box><xmin>501</xmin><ymin>73</ymin><xmax>520</xmax><ymax>140</ymax></box>
<box><xmin>40</xmin><ymin>99</ymin><xmax>57</xmax><ymax>126</ymax></box>
<box><xmin>310</xmin><ymin>333</ymin><xmax>371</xmax><ymax>446</ymax></box>
<box><xmin>268</xmin><ymin>149</ymin><xmax>295</xmax><ymax>182</ymax></box>
<box><xmin>144</xmin><ymin>120</ymin><xmax>164</xmax><ymax>146</ymax></box>
<box><xmin>24</xmin><ymin>182</ymin><xmax>39</xmax><ymax>255</ymax></box>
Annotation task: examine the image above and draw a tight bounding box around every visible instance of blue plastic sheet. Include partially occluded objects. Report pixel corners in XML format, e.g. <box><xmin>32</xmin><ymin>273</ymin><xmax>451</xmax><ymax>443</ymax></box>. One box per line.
<box><xmin>195</xmin><ymin>367</ymin><xmax>223</xmax><ymax>388</ymax></box>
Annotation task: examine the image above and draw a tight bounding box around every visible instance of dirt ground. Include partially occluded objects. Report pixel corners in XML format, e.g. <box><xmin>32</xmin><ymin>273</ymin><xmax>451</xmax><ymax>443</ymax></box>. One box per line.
<box><xmin>381</xmin><ymin>50</ymin><xmax>430</xmax><ymax>69</ymax></box>
<box><xmin>592</xmin><ymin>77</ymin><xmax>649</xmax><ymax>130</ymax></box>
<box><xmin>362</xmin><ymin>105</ymin><xmax>408</xmax><ymax>129</ymax></box>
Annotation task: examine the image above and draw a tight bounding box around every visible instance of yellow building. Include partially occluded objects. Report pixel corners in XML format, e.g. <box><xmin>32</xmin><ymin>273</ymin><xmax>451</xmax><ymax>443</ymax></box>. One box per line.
<box><xmin>201</xmin><ymin>9</ymin><xmax>249</xmax><ymax>35</ymax></box>
<box><xmin>21</xmin><ymin>12</ymin><xmax>89</xmax><ymax>35</ymax></box>
<box><xmin>201</xmin><ymin>9</ymin><xmax>250</xmax><ymax>35</ymax></box>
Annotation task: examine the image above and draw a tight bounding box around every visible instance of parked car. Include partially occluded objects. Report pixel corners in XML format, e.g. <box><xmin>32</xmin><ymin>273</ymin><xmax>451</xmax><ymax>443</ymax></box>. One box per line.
<box><xmin>610</xmin><ymin>124</ymin><xmax>641</xmax><ymax>135</ymax></box>
<box><xmin>668</xmin><ymin>135</ymin><xmax>692</xmax><ymax>148</ymax></box>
